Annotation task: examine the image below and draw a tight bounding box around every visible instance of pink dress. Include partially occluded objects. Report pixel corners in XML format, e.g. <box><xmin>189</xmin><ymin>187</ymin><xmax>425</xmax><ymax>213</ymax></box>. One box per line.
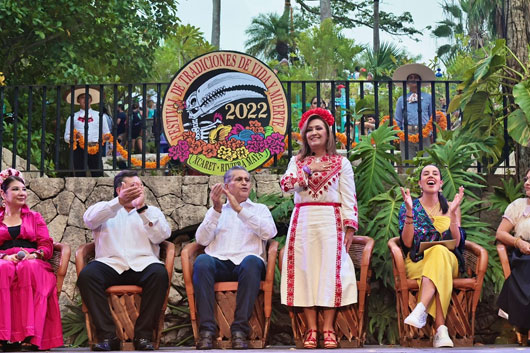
<box><xmin>280</xmin><ymin>154</ymin><xmax>359</xmax><ymax>307</ymax></box>
<box><xmin>0</xmin><ymin>205</ymin><xmax>63</xmax><ymax>350</ymax></box>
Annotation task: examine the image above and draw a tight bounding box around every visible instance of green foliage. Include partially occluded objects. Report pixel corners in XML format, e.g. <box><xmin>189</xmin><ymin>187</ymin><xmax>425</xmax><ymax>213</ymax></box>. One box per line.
<box><xmin>360</xmin><ymin>42</ymin><xmax>414</xmax><ymax>80</ymax></box>
<box><xmin>349</xmin><ymin>123</ymin><xmax>401</xmax><ymax>203</ymax></box>
<box><xmin>449</xmin><ymin>39</ymin><xmax>530</xmax><ymax>162</ymax></box>
<box><xmin>367</xmin><ymin>288</ymin><xmax>399</xmax><ymax>344</ymax></box>
<box><xmin>150</xmin><ymin>25</ymin><xmax>216</xmax><ymax>82</ymax></box>
<box><xmin>0</xmin><ymin>0</ymin><xmax>179</xmax><ymax>84</ymax></box>
<box><xmin>2</xmin><ymin>116</ymin><xmax>55</xmax><ymax>172</ymax></box>
<box><xmin>62</xmin><ymin>302</ymin><xmax>88</xmax><ymax>347</ymax></box>
<box><xmin>488</xmin><ymin>177</ymin><xmax>525</xmax><ymax>214</ymax></box>
<box><xmin>295</xmin><ymin>0</ymin><xmax>421</xmax><ymax>38</ymax></box>
<box><xmin>245</xmin><ymin>11</ymin><xmax>305</xmax><ymax>62</ymax></box>
<box><xmin>296</xmin><ymin>19</ymin><xmax>363</xmax><ymax>80</ymax></box>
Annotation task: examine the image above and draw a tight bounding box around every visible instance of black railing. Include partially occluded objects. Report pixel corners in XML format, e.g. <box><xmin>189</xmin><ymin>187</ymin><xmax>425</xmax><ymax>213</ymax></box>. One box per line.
<box><xmin>0</xmin><ymin>80</ymin><xmax>512</xmax><ymax>176</ymax></box>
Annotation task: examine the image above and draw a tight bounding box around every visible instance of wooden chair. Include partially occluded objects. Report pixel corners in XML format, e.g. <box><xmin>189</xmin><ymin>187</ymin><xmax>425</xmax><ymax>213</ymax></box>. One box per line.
<box><xmin>181</xmin><ymin>239</ymin><xmax>279</xmax><ymax>349</ymax></box>
<box><xmin>497</xmin><ymin>239</ymin><xmax>526</xmax><ymax>345</ymax></box>
<box><xmin>50</xmin><ymin>242</ymin><xmax>71</xmax><ymax>297</ymax></box>
<box><xmin>75</xmin><ymin>241</ymin><xmax>175</xmax><ymax>351</ymax></box>
<box><xmin>388</xmin><ymin>237</ymin><xmax>488</xmax><ymax>347</ymax></box>
<box><xmin>278</xmin><ymin>235</ymin><xmax>374</xmax><ymax>348</ymax></box>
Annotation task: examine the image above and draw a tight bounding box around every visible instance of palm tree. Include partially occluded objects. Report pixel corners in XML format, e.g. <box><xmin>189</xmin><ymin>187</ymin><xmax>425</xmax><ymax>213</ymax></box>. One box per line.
<box><xmin>361</xmin><ymin>42</ymin><xmax>410</xmax><ymax>80</ymax></box>
<box><xmin>211</xmin><ymin>0</ymin><xmax>221</xmax><ymax>48</ymax></box>
<box><xmin>245</xmin><ymin>12</ymin><xmax>295</xmax><ymax>61</ymax></box>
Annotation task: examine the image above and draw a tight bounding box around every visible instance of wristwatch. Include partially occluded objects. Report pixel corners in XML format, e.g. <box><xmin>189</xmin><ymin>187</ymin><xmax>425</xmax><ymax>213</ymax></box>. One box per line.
<box><xmin>137</xmin><ymin>205</ymin><xmax>148</xmax><ymax>214</ymax></box>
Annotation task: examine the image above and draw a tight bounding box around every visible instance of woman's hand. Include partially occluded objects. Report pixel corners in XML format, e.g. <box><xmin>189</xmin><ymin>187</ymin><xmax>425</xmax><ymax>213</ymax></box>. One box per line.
<box><xmin>308</xmin><ymin>160</ymin><xmax>332</xmax><ymax>173</ymax></box>
<box><xmin>344</xmin><ymin>228</ymin><xmax>355</xmax><ymax>252</ymax></box>
<box><xmin>449</xmin><ymin>186</ymin><xmax>464</xmax><ymax>216</ymax></box>
<box><xmin>2</xmin><ymin>253</ymin><xmax>20</xmax><ymax>262</ymax></box>
<box><xmin>400</xmin><ymin>187</ymin><xmax>413</xmax><ymax>211</ymax></box>
<box><xmin>516</xmin><ymin>238</ymin><xmax>530</xmax><ymax>255</ymax></box>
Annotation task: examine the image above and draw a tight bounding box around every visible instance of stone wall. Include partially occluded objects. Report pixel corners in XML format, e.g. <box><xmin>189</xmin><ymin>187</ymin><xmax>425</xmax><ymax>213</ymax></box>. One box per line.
<box><xmin>22</xmin><ymin>173</ymin><xmax>283</xmax><ymax>313</ymax></box>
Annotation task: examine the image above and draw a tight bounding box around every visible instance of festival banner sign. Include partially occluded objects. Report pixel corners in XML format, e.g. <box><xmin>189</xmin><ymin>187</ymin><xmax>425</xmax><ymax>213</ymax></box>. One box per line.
<box><xmin>162</xmin><ymin>51</ymin><xmax>288</xmax><ymax>175</ymax></box>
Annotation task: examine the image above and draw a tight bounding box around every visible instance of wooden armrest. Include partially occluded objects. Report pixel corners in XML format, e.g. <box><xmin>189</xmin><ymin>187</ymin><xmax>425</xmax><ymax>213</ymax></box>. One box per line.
<box><xmin>464</xmin><ymin>240</ymin><xmax>488</xmax><ymax>281</ymax></box>
<box><xmin>264</xmin><ymin>240</ymin><xmax>279</xmax><ymax>285</ymax></box>
<box><xmin>181</xmin><ymin>242</ymin><xmax>205</xmax><ymax>295</ymax></box>
<box><xmin>159</xmin><ymin>241</ymin><xmax>176</xmax><ymax>279</ymax></box>
<box><xmin>350</xmin><ymin>235</ymin><xmax>374</xmax><ymax>292</ymax></box>
<box><xmin>387</xmin><ymin>237</ymin><xmax>409</xmax><ymax>293</ymax></box>
<box><xmin>496</xmin><ymin>241</ymin><xmax>511</xmax><ymax>279</ymax></box>
<box><xmin>75</xmin><ymin>242</ymin><xmax>95</xmax><ymax>277</ymax></box>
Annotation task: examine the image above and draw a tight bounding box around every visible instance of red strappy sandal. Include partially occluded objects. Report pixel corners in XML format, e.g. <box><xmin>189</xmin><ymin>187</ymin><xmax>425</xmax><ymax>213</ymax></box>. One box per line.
<box><xmin>303</xmin><ymin>329</ymin><xmax>318</xmax><ymax>349</ymax></box>
<box><xmin>323</xmin><ymin>330</ymin><xmax>338</xmax><ymax>349</ymax></box>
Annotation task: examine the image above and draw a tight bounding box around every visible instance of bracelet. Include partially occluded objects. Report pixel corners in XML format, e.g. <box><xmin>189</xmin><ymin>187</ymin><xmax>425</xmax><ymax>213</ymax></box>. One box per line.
<box><xmin>405</xmin><ymin>220</ymin><xmax>413</xmax><ymax>225</ymax></box>
<box><xmin>34</xmin><ymin>249</ymin><xmax>44</xmax><ymax>259</ymax></box>
<box><xmin>514</xmin><ymin>237</ymin><xmax>521</xmax><ymax>248</ymax></box>
<box><xmin>405</xmin><ymin>214</ymin><xmax>413</xmax><ymax>219</ymax></box>
<box><xmin>302</xmin><ymin>165</ymin><xmax>312</xmax><ymax>175</ymax></box>
<box><xmin>136</xmin><ymin>205</ymin><xmax>148</xmax><ymax>214</ymax></box>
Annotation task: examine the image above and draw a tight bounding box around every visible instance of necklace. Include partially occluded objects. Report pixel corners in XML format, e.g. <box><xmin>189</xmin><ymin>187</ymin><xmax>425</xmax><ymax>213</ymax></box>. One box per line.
<box><xmin>421</xmin><ymin>201</ymin><xmax>440</xmax><ymax>220</ymax></box>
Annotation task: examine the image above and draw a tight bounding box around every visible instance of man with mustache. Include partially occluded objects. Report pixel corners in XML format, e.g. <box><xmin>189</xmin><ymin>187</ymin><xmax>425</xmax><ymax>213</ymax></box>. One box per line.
<box><xmin>193</xmin><ymin>166</ymin><xmax>277</xmax><ymax>350</ymax></box>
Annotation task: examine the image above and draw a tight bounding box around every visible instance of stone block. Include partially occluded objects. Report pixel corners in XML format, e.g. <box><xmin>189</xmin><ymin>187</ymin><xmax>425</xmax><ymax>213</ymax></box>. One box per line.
<box><xmin>65</xmin><ymin>178</ymin><xmax>96</xmax><ymax>202</ymax></box>
<box><xmin>96</xmin><ymin>177</ymin><xmax>114</xmax><ymax>187</ymax></box>
<box><xmin>157</xmin><ymin>194</ymin><xmax>183</xmax><ymax>216</ymax></box>
<box><xmin>32</xmin><ymin>199</ymin><xmax>57</xmax><ymax>223</ymax></box>
<box><xmin>67</xmin><ymin>198</ymin><xmax>87</xmax><ymax>229</ymax></box>
<box><xmin>143</xmin><ymin>176</ymin><xmax>182</xmax><ymax>197</ymax></box>
<box><xmin>62</xmin><ymin>226</ymin><xmax>88</xmax><ymax>263</ymax></box>
<box><xmin>29</xmin><ymin>178</ymin><xmax>64</xmax><ymax>199</ymax></box>
<box><xmin>48</xmin><ymin>215</ymin><xmax>68</xmax><ymax>243</ymax></box>
<box><xmin>61</xmin><ymin>262</ymin><xmax>79</xmax><ymax>302</ymax></box>
<box><xmin>53</xmin><ymin>190</ymin><xmax>75</xmax><ymax>216</ymax></box>
<box><xmin>85</xmin><ymin>185</ymin><xmax>114</xmax><ymax>208</ymax></box>
<box><xmin>172</xmin><ymin>205</ymin><xmax>207</xmax><ymax>229</ymax></box>
<box><xmin>182</xmin><ymin>183</ymin><xmax>208</xmax><ymax>206</ymax></box>
<box><xmin>168</xmin><ymin>286</ymin><xmax>183</xmax><ymax>306</ymax></box>
<box><xmin>144</xmin><ymin>186</ymin><xmax>160</xmax><ymax>209</ymax></box>
<box><xmin>25</xmin><ymin>189</ymin><xmax>40</xmax><ymax>209</ymax></box>
<box><xmin>183</xmin><ymin>175</ymin><xmax>209</xmax><ymax>185</ymax></box>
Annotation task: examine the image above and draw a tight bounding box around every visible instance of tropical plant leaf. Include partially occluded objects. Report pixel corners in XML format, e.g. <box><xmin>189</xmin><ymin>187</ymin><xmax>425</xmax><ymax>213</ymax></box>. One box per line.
<box><xmin>513</xmin><ymin>79</ymin><xmax>530</xmax><ymax>124</ymax></box>
<box><xmin>507</xmin><ymin>109</ymin><xmax>530</xmax><ymax>146</ymax></box>
<box><xmin>488</xmin><ymin>177</ymin><xmax>525</xmax><ymax>213</ymax></box>
<box><xmin>349</xmin><ymin>123</ymin><xmax>401</xmax><ymax>204</ymax></box>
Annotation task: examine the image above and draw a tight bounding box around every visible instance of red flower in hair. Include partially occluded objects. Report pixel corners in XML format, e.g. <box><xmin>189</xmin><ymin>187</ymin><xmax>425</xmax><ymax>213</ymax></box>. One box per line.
<box><xmin>299</xmin><ymin>108</ymin><xmax>335</xmax><ymax>130</ymax></box>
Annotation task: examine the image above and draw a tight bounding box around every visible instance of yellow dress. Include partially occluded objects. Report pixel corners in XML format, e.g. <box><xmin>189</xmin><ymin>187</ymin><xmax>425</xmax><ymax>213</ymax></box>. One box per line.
<box><xmin>404</xmin><ymin>216</ymin><xmax>458</xmax><ymax>318</ymax></box>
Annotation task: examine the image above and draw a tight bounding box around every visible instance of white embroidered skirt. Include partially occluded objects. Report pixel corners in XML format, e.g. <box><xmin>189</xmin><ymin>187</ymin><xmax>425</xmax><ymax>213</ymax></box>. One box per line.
<box><xmin>280</xmin><ymin>203</ymin><xmax>357</xmax><ymax>307</ymax></box>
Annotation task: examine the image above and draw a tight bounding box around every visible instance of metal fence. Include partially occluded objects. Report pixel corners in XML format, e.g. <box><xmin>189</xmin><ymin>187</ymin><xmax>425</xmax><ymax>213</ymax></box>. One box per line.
<box><xmin>0</xmin><ymin>80</ymin><xmax>512</xmax><ymax>176</ymax></box>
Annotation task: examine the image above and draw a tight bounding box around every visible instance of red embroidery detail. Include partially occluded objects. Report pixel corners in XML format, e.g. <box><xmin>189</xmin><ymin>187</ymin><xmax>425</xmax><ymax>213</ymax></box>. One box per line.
<box><xmin>334</xmin><ymin>206</ymin><xmax>343</xmax><ymax>307</ymax></box>
<box><xmin>77</xmin><ymin>116</ymin><xmax>94</xmax><ymax>123</ymax></box>
<box><xmin>286</xmin><ymin>206</ymin><xmax>301</xmax><ymax>306</ymax></box>
<box><xmin>295</xmin><ymin>155</ymin><xmax>342</xmax><ymax>199</ymax></box>
<box><xmin>343</xmin><ymin>219</ymin><xmax>358</xmax><ymax>231</ymax></box>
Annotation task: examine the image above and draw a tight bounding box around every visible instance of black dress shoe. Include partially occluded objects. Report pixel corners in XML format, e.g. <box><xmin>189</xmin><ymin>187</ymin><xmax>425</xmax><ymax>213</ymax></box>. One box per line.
<box><xmin>231</xmin><ymin>331</ymin><xmax>248</xmax><ymax>350</ymax></box>
<box><xmin>196</xmin><ymin>331</ymin><xmax>215</xmax><ymax>350</ymax></box>
<box><xmin>133</xmin><ymin>338</ymin><xmax>155</xmax><ymax>351</ymax></box>
<box><xmin>93</xmin><ymin>337</ymin><xmax>121</xmax><ymax>351</ymax></box>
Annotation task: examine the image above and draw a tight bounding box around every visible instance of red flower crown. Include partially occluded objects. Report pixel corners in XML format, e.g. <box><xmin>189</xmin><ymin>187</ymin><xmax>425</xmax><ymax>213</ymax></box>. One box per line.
<box><xmin>299</xmin><ymin>108</ymin><xmax>335</xmax><ymax>130</ymax></box>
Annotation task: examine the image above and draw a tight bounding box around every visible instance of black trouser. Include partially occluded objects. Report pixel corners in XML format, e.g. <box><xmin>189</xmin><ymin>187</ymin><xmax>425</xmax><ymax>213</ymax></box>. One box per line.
<box><xmin>192</xmin><ymin>254</ymin><xmax>265</xmax><ymax>336</ymax></box>
<box><xmin>77</xmin><ymin>261</ymin><xmax>168</xmax><ymax>340</ymax></box>
<box><xmin>72</xmin><ymin>147</ymin><xmax>103</xmax><ymax>177</ymax></box>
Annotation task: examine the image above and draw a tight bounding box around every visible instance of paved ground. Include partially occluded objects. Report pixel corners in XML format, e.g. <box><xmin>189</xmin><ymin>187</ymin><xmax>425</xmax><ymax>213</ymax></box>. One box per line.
<box><xmin>52</xmin><ymin>345</ymin><xmax>530</xmax><ymax>353</ymax></box>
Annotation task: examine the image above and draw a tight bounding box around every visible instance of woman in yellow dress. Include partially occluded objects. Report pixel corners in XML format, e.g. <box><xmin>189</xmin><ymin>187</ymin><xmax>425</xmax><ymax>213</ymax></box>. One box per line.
<box><xmin>399</xmin><ymin>164</ymin><xmax>465</xmax><ymax>348</ymax></box>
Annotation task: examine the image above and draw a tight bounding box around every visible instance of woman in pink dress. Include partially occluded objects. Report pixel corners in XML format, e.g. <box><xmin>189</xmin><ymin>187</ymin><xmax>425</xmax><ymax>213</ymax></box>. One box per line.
<box><xmin>280</xmin><ymin>108</ymin><xmax>358</xmax><ymax>349</ymax></box>
<box><xmin>0</xmin><ymin>169</ymin><xmax>63</xmax><ymax>351</ymax></box>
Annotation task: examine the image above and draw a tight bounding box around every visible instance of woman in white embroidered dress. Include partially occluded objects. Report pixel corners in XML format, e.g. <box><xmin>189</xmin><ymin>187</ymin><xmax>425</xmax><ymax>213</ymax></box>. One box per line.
<box><xmin>280</xmin><ymin>108</ymin><xmax>358</xmax><ymax>349</ymax></box>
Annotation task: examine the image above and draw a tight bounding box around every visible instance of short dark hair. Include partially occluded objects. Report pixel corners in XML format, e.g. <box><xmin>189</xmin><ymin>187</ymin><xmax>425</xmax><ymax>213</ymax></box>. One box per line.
<box><xmin>114</xmin><ymin>170</ymin><xmax>138</xmax><ymax>196</ymax></box>
<box><xmin>224</xmin><ymin>166</ymin><xmax>249</xmax><ymax>184</ymax></box>
<box><xmin>1</xmin><ymin>175</ymin><xmax>25</xmax><ymax>193</ymax></box>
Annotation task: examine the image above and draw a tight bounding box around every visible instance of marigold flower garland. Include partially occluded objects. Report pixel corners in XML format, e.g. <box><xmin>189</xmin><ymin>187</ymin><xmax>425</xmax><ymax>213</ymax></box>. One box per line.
<box><xmin>380</xmin><ymin>111</ymin><xmax>447</xmax><ymax>143</ymax></box>
<box><xmin>72</xmin><ymin>130</ymin><xmax>171</xmax><ymax>168</ymax></box>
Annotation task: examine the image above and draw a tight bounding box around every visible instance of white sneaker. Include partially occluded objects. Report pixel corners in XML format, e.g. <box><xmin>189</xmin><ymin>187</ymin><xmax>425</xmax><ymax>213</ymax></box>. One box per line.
<box><xmin>433</xmin><ymin>325</ymin><xmax>454</xmax><ymax>348</ymax></box>
<box><xmin>404</xmin><ymin>302</ymin><xmax>427</xmax><ymax>328</ymax></box>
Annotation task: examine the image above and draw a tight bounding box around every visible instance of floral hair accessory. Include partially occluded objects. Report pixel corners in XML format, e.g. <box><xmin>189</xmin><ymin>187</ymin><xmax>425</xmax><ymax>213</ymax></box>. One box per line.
<box><xmin>299</xmin><ymin>108</ymin><xmax>335</xmax><ymax>130</ymax></box>
<box><xmin>0</xmin><ymin>168</ymin><xmax>25</xmax><ymax>188</ymax></box>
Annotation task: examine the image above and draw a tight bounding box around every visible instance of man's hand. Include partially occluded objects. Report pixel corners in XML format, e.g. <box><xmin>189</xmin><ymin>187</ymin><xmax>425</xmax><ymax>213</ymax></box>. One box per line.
<box><xmin>118</xmin><ymin>182</ymin><xmax>143</xmax><ymax>207</ymax></box>
<box><xmin>222</xmin><ymin>186</ymin><xmax>242</xmax><ymax>213</ymax></box>
<box><xmin>131</xmin><ymin>184</ymin><xmax>146</xmax><ymax>209</ymax></box>
<box><xmin>210</xmin><ymin>183</ymin><xmax>224</xmax><ymax>213</ymax></box>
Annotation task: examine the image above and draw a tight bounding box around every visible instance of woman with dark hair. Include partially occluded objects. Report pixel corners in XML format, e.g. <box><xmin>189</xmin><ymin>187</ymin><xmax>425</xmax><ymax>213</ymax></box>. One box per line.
<box><xmin>0</xmin><ymin>169</ymin><xmax>63</xmax><ymax>350</ymax></box>
<box><xmin>280</xmin><ymin>108</ymin><xmax>358</xmax><ymax>349</ymax></box>
<box><xmin>496</xmin><ymin>168</ymin><xmax>530</xmax><ymax>345</ymax></box>
<box><xmin>399</xmin><ymin>164</ymin><xmax>465</xmax><ymax>348</ymax></box>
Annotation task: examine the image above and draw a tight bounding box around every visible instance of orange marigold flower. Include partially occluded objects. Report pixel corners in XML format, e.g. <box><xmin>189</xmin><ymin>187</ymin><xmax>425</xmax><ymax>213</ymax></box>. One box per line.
<box><xmin>249</xmin><ymin>120</ymin><xmax>265</xmax><ymax>134</ymax></box>
<box><xmin>189</xmin><ymin>139</ymin><xmax>206</xmax><ymax>154</ymax></box>
<box><xmin>203</xmin><ymin>144</ymin><xmax>218</xmax><ymax>158</ymax></box>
